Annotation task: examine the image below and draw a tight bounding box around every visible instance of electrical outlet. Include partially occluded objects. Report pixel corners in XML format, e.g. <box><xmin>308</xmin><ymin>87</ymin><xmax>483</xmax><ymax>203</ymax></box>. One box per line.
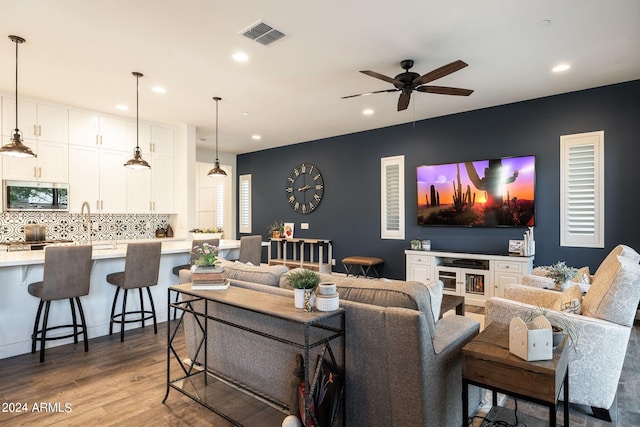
<box><xmin>301</xmin><ymin>222</ymin><xmax>309</xmax><ymax>230</ymax></box>
<box><xmin>331</xmin><ymin>258</ymin><xmax>336</xmax><ymax>266</ymax></box>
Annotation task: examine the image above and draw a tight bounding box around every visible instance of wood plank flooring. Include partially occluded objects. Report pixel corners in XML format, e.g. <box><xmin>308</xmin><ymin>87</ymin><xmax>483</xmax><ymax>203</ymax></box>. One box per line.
<box><xmin>1</xmin><ymin>313</ymin><xmax>638</xmax><ymax>426</ymax></box>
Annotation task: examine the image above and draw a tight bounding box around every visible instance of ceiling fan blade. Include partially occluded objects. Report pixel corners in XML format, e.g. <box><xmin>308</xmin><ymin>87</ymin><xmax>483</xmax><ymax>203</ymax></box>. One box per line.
<box><xmin>413</xmin><ymin>60</ymin><xmax>468</xmax><ymax>86</ymax></box>
<box><xmin>416</xmin><ymin>85</ymin><xmax>474</xmax><ymax>96</ymax></box>
<box><xmin>360</xmin><ymin>70</ymin><xmax>403</xmax><ymax>86</ymax></box>
<box><xmin>397</xmin><ymin>92</ymin><xmax>411</xmax><ymax>111</ymax></box>
<box><xmin>341</xmin><ymin>88</ymin><xmax>399</xmax><ymax>99</ymax></box>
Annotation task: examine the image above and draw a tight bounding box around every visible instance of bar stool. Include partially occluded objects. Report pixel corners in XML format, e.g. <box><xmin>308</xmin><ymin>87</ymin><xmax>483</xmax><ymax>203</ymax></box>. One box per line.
<box><xmin>239</xmin><ymin>235</ymin><xmax>262</xmax><ymax>265</ymax></box>
<box><xmin>28</xmin><ymin>245</ymin><xmax>93</xmax><ymax>363</ymax></box>
<box><xmin>107</xmin><ymin>241</ymin><xmax>162</xmax><ymax>342</ymax></box>
<box><xmin>171</xmin><ymin>238</ymin><xmax>219</xmax><ymax>319</ymax></box>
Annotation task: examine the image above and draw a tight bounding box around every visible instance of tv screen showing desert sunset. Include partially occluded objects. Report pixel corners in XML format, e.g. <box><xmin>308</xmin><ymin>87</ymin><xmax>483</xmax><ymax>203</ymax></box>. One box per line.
<box><xmin>416</xmin><ymin>155</ymin><xmax>535</xmax><ymax>227</ymax></box>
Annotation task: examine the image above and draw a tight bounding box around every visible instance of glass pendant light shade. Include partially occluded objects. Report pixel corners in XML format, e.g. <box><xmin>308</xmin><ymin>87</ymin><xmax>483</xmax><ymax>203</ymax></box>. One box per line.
<box><xmin>124</xmin><ymin>71</ymin><xmax>150</xmax><ymax>169</ymax></box>
<box><xmin>1</xmin><ymin>35</ymin><xmax>37</xmax><ymax>158</ymax></box>
<box><xmin>207</xmin><ymin>97</ymin><xmax>227</xmax><ymax>178</ymax></box>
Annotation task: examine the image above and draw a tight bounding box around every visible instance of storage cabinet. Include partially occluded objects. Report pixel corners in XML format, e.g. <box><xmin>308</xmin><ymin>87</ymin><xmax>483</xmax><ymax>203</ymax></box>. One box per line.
<box><xmin>2</xmin><ymin>139</ymin><xmax>68</xmax><ymax>182</ymax></box>
<box><xmin>2</xmin><ymin>98</ymin><xmax>67</xmax><ymax>143</ymax></box>
<box><xmin>68</xmin><ymin>110</ymin><xmax>129</xmax><ymax>151</ymax></box>
<box><xmin>405</xmin><ymin>250</ymin><xmax>534</xmax><ymax>306</ymax></box>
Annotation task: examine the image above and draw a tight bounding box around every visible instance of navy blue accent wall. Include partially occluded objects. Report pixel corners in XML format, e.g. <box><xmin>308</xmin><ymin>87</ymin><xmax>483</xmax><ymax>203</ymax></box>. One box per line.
<box><xmin>238</xmin><ymin>80</ymin><xmax>640</xmax><ymax>279</ymax></box>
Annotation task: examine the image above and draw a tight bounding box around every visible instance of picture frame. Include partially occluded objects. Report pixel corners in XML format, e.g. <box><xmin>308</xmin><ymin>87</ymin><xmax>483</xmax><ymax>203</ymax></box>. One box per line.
<box><xmin>508</xmin><ymin>239</ymin><xmax>524</xmax><ymax>254</ymax></box>
<box><xmin>284</xmin><ymin>222</ymin><xmax>294</xmax><ymax>238</ymax></box>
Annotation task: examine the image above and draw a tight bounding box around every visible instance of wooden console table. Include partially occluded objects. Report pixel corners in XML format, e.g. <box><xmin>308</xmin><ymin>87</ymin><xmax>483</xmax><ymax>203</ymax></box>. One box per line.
<box><xmin>462</xmin><ymin>323</ymin><xmax>569</xmax><ymax>426</ymax></box>
<box><xmin>268</xmin><ymin>238</ymin><xmax>332</xmax><ymax>273</ymax></box>
<box><xmin>164</xmin><ymin>284</ymin><xmax>345</xmax><ymax>427</ymax></box>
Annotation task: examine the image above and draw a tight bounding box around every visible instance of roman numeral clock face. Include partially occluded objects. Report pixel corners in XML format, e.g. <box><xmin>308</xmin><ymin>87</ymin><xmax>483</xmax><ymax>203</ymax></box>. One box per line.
<box><xmin>285</xmin><ymin>163</ymin><xmax>324</xmax><ymax>214</ymax></box>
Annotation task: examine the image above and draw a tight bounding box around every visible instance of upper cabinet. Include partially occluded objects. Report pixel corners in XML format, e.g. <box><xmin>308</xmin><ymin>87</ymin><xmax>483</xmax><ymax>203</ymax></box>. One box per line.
<box><xmin>1</xmin><ymin>98</ymin><xmax>67</xmax><ymax>143</ymax></box>
<box><xmin>68</xmin><ymin>110</ymin><xmax>129</xmax><ymax>152</ymax></box>
<box><xmin>1</xmin><ymin>97</ymin><xmax>68</xmax><ymax>182</ymax></box>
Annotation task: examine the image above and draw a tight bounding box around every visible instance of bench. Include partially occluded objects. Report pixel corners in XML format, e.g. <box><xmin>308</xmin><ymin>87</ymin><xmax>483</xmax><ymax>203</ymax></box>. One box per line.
<box><xmin>342</xmin><ymin>256</ymin><xmax>384</xmax><ymax>278</ymax></box>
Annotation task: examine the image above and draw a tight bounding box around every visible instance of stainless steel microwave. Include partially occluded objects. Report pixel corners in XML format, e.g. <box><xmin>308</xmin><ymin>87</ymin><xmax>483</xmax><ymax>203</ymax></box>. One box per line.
<box><xmin>4</xmin><ymin>180</ymin><xmax>69</xmax><ymax>211</ymax></box>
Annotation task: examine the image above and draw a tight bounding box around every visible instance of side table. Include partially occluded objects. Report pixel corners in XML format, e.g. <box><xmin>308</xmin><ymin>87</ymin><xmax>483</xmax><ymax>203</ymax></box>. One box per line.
<box><xmin>462</xmin><ymin>323</ymin><xmax>569</xmax><ymax>426</ymax></box>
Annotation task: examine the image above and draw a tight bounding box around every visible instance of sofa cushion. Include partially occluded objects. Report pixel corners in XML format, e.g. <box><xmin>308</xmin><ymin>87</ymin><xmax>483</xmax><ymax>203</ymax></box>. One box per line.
<box><xmin>219</xmin><ymin>259</ymin><xmax>289</xmax><ymax>287</ymax></box>
<box><xmin>582</xmin><ymin>255</ymin><xmax>640</xmax><ymax>326</ymax></box>
<box><xmin>551</xmin><ymin>284</ymin><xmax>582</xmax><ymax>314</ymax></box>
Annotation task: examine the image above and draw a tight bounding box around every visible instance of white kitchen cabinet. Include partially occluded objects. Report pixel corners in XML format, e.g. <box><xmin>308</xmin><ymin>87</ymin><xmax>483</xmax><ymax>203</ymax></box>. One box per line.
<box><xmin>126</xmin><ymin>151</ymin><xmax>174</xmax><ymax>214</ymax></box>
<box><xmin>2</xmin><ymin>98</ymin><xmax>67</xmax><ymax>143</ymax></box>
<box><xmin>68</xmin><ymin>145</ymin><xmax>127</xmax><ymax>213</ymax></box>
<box><xmin>150</xmin><ymin>126</ymin><xmax>174</xmax><ymax>157</ymax></box>
<box><xmin>68</xmin><ymin>110</ymin><xmax>128</xmax><ymax>151</ymax></box>
<box><xmin>2</xmin><ymin>138</ymin><xmax>68</xmax><ymax>182</ymax></box>
<box><xmin>405</xmin><ymin>250</ymin><xmax>534</xmax><ymax>307</ymax></box>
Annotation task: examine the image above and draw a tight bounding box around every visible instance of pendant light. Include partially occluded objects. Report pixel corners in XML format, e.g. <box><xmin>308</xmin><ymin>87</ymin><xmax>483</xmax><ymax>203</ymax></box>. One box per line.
<box><xmin>124</xmin><ymin>71</ymin><xmax>150</xmax><ymax>169</ymax></box>
<box><xmin>0</xmin><ymin>35</ymin><xmax>36</xmax><ymax>158</ymax></box>
<box><xmin>207</xmin><ymin>97</ymin><xmax>227</xmax><ymax>177</ymax></box>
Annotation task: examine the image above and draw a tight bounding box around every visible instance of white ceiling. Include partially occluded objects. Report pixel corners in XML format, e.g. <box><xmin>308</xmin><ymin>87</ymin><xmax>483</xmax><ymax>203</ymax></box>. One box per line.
<box><xmin>1</xmin><ymin>1</ymin><xmax>639</xmax><ymax>155</ymax></box>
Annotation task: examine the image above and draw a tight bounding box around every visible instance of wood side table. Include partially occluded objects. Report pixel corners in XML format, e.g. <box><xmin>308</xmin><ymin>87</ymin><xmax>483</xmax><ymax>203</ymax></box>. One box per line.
<box><xmin>440</xmin><ymin>294</ymin><xmax>465</xmax><ymax>318</ymax></box>
<box><xmin>462</xmin><ymin>323</ymin><xmax>569</xmax><ymax>426</ymax></box>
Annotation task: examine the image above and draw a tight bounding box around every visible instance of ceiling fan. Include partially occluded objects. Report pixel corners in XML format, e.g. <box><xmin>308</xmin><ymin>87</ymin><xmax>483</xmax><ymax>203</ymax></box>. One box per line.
<box><xmin>342</xmin><ymin>59</ymin><xmax>474</xmax><ymax>111</ymax></box>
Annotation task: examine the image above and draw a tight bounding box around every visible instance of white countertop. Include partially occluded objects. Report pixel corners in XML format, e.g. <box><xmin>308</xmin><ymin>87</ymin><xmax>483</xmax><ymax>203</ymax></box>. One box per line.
<box><xmin>0</xmin><ymin>238</ymin><xmax>253</xmax><ymax>267</ymax></box>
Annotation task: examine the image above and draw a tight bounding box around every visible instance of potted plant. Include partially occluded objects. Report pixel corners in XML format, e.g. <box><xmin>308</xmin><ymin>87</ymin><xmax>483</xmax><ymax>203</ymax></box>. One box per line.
<box><xmin>190</xmin><ymin>227</ymin><xmax>224</xmax><ymax>240</ymax></box>
<box><xmin>192</xmin><ymin>242</ymin><xmax>222</xmax><ymax>272</ymax></box>
<box><xmin>288</xmin><ymin>269</ymin><xmax>321</xmax><ymax>310</ymax></box>
<box><xmin>540</xmin><ymin>261</ymin><xmax>578</xmax><ymax>291</ymax></box>
<box><xmin>524</xmin><ymin>305</ymin><xmax>578</xmax><ymax>350</ymax></box>
<box><xmin>267</xmin><ymin>221</ymin><xmax>285</xmax><ymax>239</ymax></box>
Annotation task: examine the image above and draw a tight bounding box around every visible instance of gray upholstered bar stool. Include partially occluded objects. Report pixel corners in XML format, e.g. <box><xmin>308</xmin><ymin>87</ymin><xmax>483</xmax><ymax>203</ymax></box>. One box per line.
<box><xmin>107</xmin><ymin>241</ymin><xmax>162</xmax><ymax>342</ymax></box>
<box><xmin>239</xmin><ymin>235</ymin><xmax>262</xmax><ymax>265</ymax></box>
<box><xmin>28</xmin><ymin>245</ymin><xmax>93</xmax><ymax>363</ymax></box>
<box><xmin>171</xmin><ymin>238</ymin><xmax>219</xmax><ymax>319</ymax></box>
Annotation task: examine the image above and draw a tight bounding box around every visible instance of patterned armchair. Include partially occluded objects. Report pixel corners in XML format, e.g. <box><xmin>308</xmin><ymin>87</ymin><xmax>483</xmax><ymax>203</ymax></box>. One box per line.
<box><xmin>485</xmin><ymin>244</ymin><xmax>640</xmax><ymax>421</ymax></box>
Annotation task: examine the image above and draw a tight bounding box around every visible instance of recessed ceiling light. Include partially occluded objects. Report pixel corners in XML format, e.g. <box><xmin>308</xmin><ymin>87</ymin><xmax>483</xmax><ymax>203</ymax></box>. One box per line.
<box><xmin>363</xmin><ymin>108</ymin><xmax>374</xmax><ymax>115</ymax></box>
<box><xmin>233</xmin><ymin>52</ymin><xmax>249</xmax><ymax>62</ymax></box>
<box><xmin>537</xmin><ymin>19</ymin><xmax>551</xmax><ymax>27</ymax></box>
<box><xmin>252</xmin><ymin>134</ymin><xmax>261</xmax><ymax>140</ymax></box>
<box><xmin>243</xmin><ymin>112</ymin><xmax>250</xmax><ymax>116</ymax></box>
<box><xmin>152</xmin><ymin>86</ymin><xmax>167</xmax><ymax>94</ymax></box>
<box><xmin>552</xmin><ymin>64</ymin><xmax>571</xmax><ymax>73</ymax></box>
<box><xmin>115</xmin><ymin>104</ymin><xmax>128</xmax><ymax>111</ymax></box>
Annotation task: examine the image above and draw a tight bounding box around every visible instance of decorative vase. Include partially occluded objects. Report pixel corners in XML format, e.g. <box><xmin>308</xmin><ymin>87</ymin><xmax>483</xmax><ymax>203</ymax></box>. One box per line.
<box><xmin>552</xmin><ymin>326</ymin><xmax>564</xmax><ymax>347</ymax></box>
<box><xmin>294</xmin><ymin>289</ymin><xmax>314</xmax><ymax>310</ymax></box>
<box><xmin>559</xmin><ymin>280</ymin><xmax>572</xmax><ymax>291</ymax></box>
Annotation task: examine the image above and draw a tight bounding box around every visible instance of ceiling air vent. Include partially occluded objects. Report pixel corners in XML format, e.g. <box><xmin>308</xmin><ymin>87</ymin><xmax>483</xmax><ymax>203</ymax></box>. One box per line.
<box><xmin>241</xmin><ymin>21</ymin><xmax>286</xmax><ymax>46</ymax></box>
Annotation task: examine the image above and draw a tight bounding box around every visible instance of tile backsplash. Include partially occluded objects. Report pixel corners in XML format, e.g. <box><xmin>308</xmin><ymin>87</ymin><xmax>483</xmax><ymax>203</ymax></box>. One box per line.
<box><xmin>0</xmin><ymin>212</ymin><xmax>171</xmax><ymax>243</ymax></box>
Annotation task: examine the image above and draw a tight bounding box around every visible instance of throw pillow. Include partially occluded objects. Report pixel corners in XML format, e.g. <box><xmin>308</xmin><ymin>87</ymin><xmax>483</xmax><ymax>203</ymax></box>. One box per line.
<box><xmin>425</xmin><ymin>280</ymin><xmax>444</xmax><ymax>323</ymax></box>
<box><xmin>551</xmin><ymin>284</ymin><xmax>582</xmax><ymax>314</ymax></box>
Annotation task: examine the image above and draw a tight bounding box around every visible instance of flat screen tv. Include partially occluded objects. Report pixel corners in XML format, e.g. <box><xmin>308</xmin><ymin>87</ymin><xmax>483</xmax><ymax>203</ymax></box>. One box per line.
<box><xmin>416</xmin><ymin>155</ymin><xmax>535</xmax><ymax>227</ymax></box>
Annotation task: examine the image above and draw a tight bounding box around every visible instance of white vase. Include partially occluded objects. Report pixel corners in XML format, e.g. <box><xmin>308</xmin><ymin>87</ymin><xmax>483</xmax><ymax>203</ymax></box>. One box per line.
<box><xmin>294</xmin><ymin>289</ymin><xmax>314</xmax><ymax>309</ymax></box>
<box><xmin>559</xmin><ymin>280</ymin><xmax>572</xmax><ymax>291</ymax></box>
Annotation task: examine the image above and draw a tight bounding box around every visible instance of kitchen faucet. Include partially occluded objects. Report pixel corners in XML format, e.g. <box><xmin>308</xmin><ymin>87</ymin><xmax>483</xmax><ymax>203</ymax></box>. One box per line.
<box><xmin>81</xmin><ymin>201</ymin><xmax>92</xmax><ymax>245</ymax></box>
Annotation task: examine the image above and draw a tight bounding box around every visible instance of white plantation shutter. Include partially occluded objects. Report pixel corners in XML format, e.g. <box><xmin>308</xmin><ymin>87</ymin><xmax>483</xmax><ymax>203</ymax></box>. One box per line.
<box><xmin>215</xmin><ymin>181</ymin><xmax>225</xmax><ymax>229</ymax></box>
<box><xmin>560</xmin><ymin>131</ymin><xmax>604</xmax><ymax>247</ymax></box>
<box><xmin>239</xmin><ymin>174</ymin><xmax>252</xmax><ymax>233</ymax></box>
<box><xmin>381</xmin><ymin>155</ymin><xmax>405</xmax><ymax>239</ymax></box>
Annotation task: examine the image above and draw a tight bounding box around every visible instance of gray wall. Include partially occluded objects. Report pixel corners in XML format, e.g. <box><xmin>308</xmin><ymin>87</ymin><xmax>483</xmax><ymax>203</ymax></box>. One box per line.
<box><xmin>237</xmin><ymin>80</ymin><xmax>640</xmax><ymax>279</ymax></box>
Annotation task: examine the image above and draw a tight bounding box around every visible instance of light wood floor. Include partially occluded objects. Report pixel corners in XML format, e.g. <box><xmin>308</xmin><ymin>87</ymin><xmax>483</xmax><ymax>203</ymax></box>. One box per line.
<box><xmin>1</xmin><ymin>313</ymin><xmax>638</xmax><ymax>426</ymax></box>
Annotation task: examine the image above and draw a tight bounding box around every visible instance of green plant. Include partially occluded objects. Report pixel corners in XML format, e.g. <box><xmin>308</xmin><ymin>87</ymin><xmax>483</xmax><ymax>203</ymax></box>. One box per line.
<box><xmin>190</xmin><ymin>227</ymin><xmax>223</xmax><ymax>233</ymax></box>
<box><xmin>267</xmin><ymin>220</ymin><xmax>285</xmax><ymax>234</ymax></box>
<box><xmin>523</xmin><ymin>305</ymin><xmax>578</xmax><ymax>351</ymax></box>
<box><xmin>287</xmin><ymin>269</ymin><xmax>321</xmax><ymax>289</ymax></box>
<box><xmin>192</xmin><ymin>242</ymin><xmax>220</xmax><ymax>267</ymax></box>
<box><xmin>541</xmin><ymin>261</ymin><xmax>578</xmax><ymax>286</ymax></box>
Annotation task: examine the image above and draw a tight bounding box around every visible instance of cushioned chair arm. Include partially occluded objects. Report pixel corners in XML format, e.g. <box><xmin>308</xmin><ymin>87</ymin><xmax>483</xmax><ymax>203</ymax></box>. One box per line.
<box><xmin>522</xmin><ymin>274</ymin><xmax>556</xmax><ymax>289</ymax></box>
<box><xmin>503</xmin><ymin>283</ymin><xmax>560</xmax><ymax>308</ymax></box>
<box><xmin>432</xmin><ymin>315</ymin><xmax>480</xmax><ymax>354</ymax></box>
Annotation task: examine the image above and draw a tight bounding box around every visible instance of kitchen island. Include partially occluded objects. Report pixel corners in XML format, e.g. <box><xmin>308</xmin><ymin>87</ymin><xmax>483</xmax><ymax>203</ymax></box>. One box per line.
<box><xmin>0</xmin><ymin>239</ymin><xmax>264</xmax><ymax>359</ymax></box>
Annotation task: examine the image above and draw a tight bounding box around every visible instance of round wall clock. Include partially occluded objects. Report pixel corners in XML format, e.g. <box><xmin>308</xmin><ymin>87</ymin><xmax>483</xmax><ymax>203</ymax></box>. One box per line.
<box><xmin>285</xmin><ymin>163</ymin><xmax>324</xmax><ymax>214</ymax></box>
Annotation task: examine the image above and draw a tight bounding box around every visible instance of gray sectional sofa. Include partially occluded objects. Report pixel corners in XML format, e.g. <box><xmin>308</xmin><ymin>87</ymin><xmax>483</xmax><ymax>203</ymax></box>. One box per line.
<box><xmin>179</xmin><ymin>260</ymin><xmax>482</xmax><ymax>426</ymax></box>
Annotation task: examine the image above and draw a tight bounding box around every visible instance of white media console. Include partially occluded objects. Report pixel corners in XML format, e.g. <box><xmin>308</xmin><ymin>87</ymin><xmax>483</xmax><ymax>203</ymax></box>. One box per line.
<box><xmin>405</xmin><ymin>250</ymin><xmax>534</xmax><ymax>306</ymax></box>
